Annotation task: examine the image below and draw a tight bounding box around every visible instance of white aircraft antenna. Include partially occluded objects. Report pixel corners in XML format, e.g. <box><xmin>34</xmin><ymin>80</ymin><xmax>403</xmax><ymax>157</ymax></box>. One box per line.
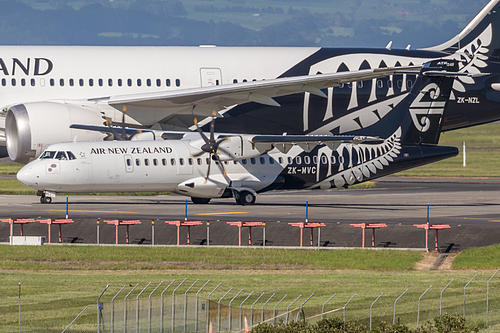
<box><xmin>385</xmin><ymin>41</ymin><xmax>393</xmax><ymax>51</ymax></box>
<box><xmin>406</xmin><ymin>44</ymin><xmax>411</xmax><ymax>51</ymax></box>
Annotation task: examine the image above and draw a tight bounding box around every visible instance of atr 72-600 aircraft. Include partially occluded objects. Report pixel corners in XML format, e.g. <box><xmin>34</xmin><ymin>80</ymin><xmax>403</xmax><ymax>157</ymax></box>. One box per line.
<box><xmin>17</xmin><ymin>60</ymin><xmax>462</xmax><ymax>205</ymax></box>
<box><xmin>3</xmin><ymin>0</ymin><xmax>500</xmax><ymax>165</ymax></box>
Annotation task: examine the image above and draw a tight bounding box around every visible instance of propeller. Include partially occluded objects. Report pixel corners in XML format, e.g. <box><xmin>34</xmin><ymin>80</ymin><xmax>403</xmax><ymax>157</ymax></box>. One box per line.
<box><xmin>192</xmin><ymin>111</ymin><xmax>232</xmax><ymax>183</ymax></box>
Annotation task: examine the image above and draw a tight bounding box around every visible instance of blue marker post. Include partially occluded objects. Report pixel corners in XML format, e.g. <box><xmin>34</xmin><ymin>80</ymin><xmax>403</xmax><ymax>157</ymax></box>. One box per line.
<box><xmin>66</xmin><ymin>196</ymin><xmax>69</xmax><ymax>219</ymax></box>
<box><xmin>427</xmin><ymin>203</ymin><xmax>430</xmax><ymax>225</ymax></box>
<box><xmin>305</xmin><ymin>200</ymin><xmax>309</xmax><ymax>223</ymax></box>
<box><xmin>185</xmin><ymin>199</ymin><xmax>188</xmax><ymax>221</ymax></box>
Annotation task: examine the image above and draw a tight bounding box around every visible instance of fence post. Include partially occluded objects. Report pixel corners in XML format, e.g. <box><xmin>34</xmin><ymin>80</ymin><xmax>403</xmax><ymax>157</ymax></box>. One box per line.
<box><xmin>172</xmin><ymin>279</ymin><xmax>187</xmax><ymax>333</ymax></box>
<box><xmin>206</xmin><ymin>283</ymin><xmax>221</xmax><ymax>333</ymax></box>
<box><xmin>250</xmin><ymin>293</ymin><xmax>265</xmax><ymax>328</ymax></box>
<box><xmin>160</xmin><ymin>280</ymin><xmax>176</xmax><ymax>333</ymax></box>
<box><xmin>151</xmin><ymin>220</ymin><xmax>155</xmax><ymax>246</ymax></box>
<box><xmin>18</xmin><ymin>282</ymin><xmax>21</xmax><ymax>333</ymax></box>
<box><xmin>97</xmin><ymin>218</ymin><xmax>100</xmax><ymax>245</ymax></box>
<box><xmin>370</xmin><ymin>293</ymin><xmax>383</xmax><ymax>331</ymax></box>
<box><xmin>464</xmin><ymin>274</ymin><xmax>477</xmax><ymax>317</ymax></box>
<box><xmin>239</xmin><ymin>292</ymin><xmax>254</xmax><ymax>332</ymax></box>
<box><xmin>343</xmin><ymin>294</ymin><xmax>356</xmax><ymax>323</ymax></box>
<box><xmin>97</xmin><ymin>284</ymin><xmax>110</xmax><ymax>333</ymax></box>
<box><xmin>417</xmin><ymin>286</ymin><xmax>432</xmax><ymax>327</ymax></box>
<box><xmin>261</xmin><ymin>293</ymin><xmax>275</xmax><ymax>324</ymax></box>
<box><xmin>273</xmin><ymin>295</ymin><xmax>287</xmax><ymax>324</ymax></box>
<box><xmin>148</xmin><ymin>282</ymin><xmax>163</xmax><ymax>333</ymax></box>
<box><xmin>228</xmin><ymin>289</ymin><xmax>243</xmax><ymax>332</ymax></box>
<box><xmin>136</xmin><ymin>283</ymin><xmax>151</xmax><ymax>333</ymax></box>
<box><xmin>124</xmin><ymin>284</ymin><xmax>139</xmax><ymax>333</ymax></box>
<box><xmin>195</xmin><ymin>280</ymin><xmax>210</xmax><ymax>333</ymax></box>
<box><xmin>440</xmin><ymin>280</ymin><xmax>453</xmax><ymax>315</ymax></box>
<box><xmin>184</xmin><ymin>280</ymin><xmax>199</xmax><ymax>333</ymax></box>
<box><xmin>487</xmin><ymin>269</ymin><xmax>499</xmax><ymax>326</ymax></box>
<box><xmin>297</xmin><ymin>294</ymin><xmax>314</xmax><ymax>322</ymax></box>
<box><xmin>393</xmin><ymin>289</ymin><xmax>407</xmax><ymax>325</ymax></box>
<box><xmin>217</xmin><ymin>288</ymin><xmax>232</xmax><ymax>332</ymax></box>
<box><xmin>206</xmin><ymin>222</ymin><xmax>210</xmax><ymax>247</ymax></box>
<box><xmin>321</xmin><ymin>294</ymin><xmax>336</xmax><ymax>319</ymax></box>
<box><xmin>111</xmin><ymin>285</ymin><xmax>127</xmax><ymax>333</ymax></box>
<box><xmin>263</xmin><ymin>222</ymin><xmax>266</xmax><ymax>248</ymax></box>
<box><xmin>285</xmin><ymin>295</ymin><xmax>301</xmax><ymax>325</ymax></box>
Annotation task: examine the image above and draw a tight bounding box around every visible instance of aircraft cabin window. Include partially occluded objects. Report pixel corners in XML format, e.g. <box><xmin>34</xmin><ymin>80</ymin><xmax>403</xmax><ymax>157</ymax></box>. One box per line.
<box><xmin>216</xmin><ymin>80</ymin><xmax>220</xmax><ymax>85</ymax></box>
<box><xmin>387</xmin><ymin>80</ymin><xmax>392</xmax><ymax>88</ymax></box>
<box><xmin>339</xmin><ymin>156</ymin><xmax>344</xmax><ymax>164</ymax></box>
<box><xmin>224</xmin><ymin>161</ymin><xmax>228</xmax><ymax>165</ymax></box>
<box><xmin>40</xmin><ymin>151</ymin><xmax>56</xmax><ymax>159</ymax></box>
<box><xmin>295</xmin><ymin>156</ymin><xmax>302</xmax><ymax>164</ymax></box>
<box><xmin>98</xmin><ymin>79</ymin><xmax>103</xmax><ymax>87</ymax></box>
<box><xmin>260</xmin><ymin>157</ymin><xmax>265</xmax><ymax>164</ymax></box>
<box><xmin>162</xmin><ymin>158</ymin><xmax>166</xmax><ymax>166</ymax></box>
<box><xmin>331</xmin><ymin>156</ymin><xmax>336</xmax><ymax>164</ymax></box>
<box><xmin>166</xmin><ymin>79</ymin><xmax>171</xmax><ymax>87</ymax></box>
<box><xmin>156</xmin><ymin>79</ymin><xmax>161</xmax><ymax>87</ymax></box>
<box><xmin>55</xmin><ymin>151</ymin><xmax>68</xmax><ymax>160</ymax></box>
<box><xmin>79</xmin><ymin>79</ymin><xmax>84</xmax><ymax>87</ymax></box>
<box><xmin>321</xmin><ymin>155</ymin><xmax>328</xmax><ymax>164</ymax></box>
<box><xmin>197</xmin><ymin>158</ymin><xmax>202</xmax><ymax>165</ymax></box>
<box><xmin>188</xmin><ymin>158</ymin><xmax>193</xmax><ymax>165</ymax></box>
<box><xmin>60</xmin><ymin>79</ymin><xmax>64</xmax><ymax>86</ymax></box>
<box><xmin>176</xmin><ymin>79</ymin><xmax>180</xmax><ymax>87</ymax></box>
<box><xmin>407</xmin><ymin>80</ymin><xmax>413</xmax><ymax>89</ymax></box>
<box><xmin>304</xmin><ymin>156</ymin><xmax>311</xmax><ymax>164</ymax></box>
<box><xmin>144</xmin><ymin>159</ymin><xmax>149</xmax><ymax>166</ymax></box>
<box><xmin>179</xmin><ymin>158</ymin><xmax>184</xmax><ymax>166</ymax></box>
<box><xmin>127</xmin><ymin>79</ymin><xmax>132</xmax><ymax>87</ymax></box>
<box><xmin>11</xmin><ymin>79</ymin><xmax>16</xmax><ymax>86</ymax></box>
<box><xmin>126</xmin><ymin>158</ymin><xmax>131</xmax><ymax>166</ymax></box>
<box><xmin>357</xmin><ymin>81</ymin><xmax>363</xmax><ymax>88</ymax></box>
<box><xmin>278</xmin><ymin>157</ymin><xmax>283</xmax><ymax>164</ymax></box>
<box><xmin>147</xmin><ymin>79</ymin><xmax>151</xmax><ymax>87</ymax></box>
<box><xmin>243</xmin><ymin>79</ymin><xmax>247</xmax><ymax>82</ymax></box>
<box><xmin>67</xmin><ymin>151</ymin><xmax>76</xmax><ymax>160</ymax></box>
<box><xmin>313</xmin><ymin>156</ymin><xmax>318</xmax><ymax>164</ymax></box>
<box><xmin>397</xmin><ymin>80</ymin><xmax>402</xmax><ymax>89</ymax></box>
<box><xmin>377</xmin><ymin>80</ymin><xmax>383</xmax><ymax>88</ymax></box>
<box><xmin>137</xmin><ymin>79</ymin><xmax>142</xmax><ymax>87</ymax></box>
<box><xmin>89</xmin><ymin>79</ymin><xmax>94</xmax><ymax>87</ymax></box>
<box><xmin>287</xmin><ymin>157</ymin><xmax>292</xmax><ymax>164</ymax></box>
<box><xmin>21</xmin><ymin>79</ymin><xmax>26</xmax><ymax>86</ymax></box>
<box><xmin>118</xmin><ymin>79</ymin><xmax>122</xmax><ymax>87</ymax></box>
<box><xmin>1</xmin><ymin>79</ymin><xmax>5</xmax><ymax>86</ymax></box>
<box><xmin>70</xmin><ymin>79</ymin><xmax>74</xmax><ymax>87</ymax></box>
<box><xmin>347</xmin><ymin>83</ymin><xmax>352</xmax><ymax>89</ymax></box>
<box><xmin>242</xmin><ymin>159</ymin><xmax>247</xmax><ymax>165</ymax></box>
<box><xmin>233</xmin><ymin>161</ymin><xmax>237</xmax><ymax>164</ymax></box>
<box><xmin>50</xmin><ymin>79</ymin><xmax>54</xmax><ymax>86</ymax></box>
<box><xmin>170</xmin><ymin>158</ymin><xmax>176</xmax><ymax>166</ymax></box>
<box><xmin>233</xmin><ymin>79</ymin><xmax>238</xmax><ymax>83</ymax></box>
<box><xmin>136</xmin><ymin>159</ymin><xmax>141</xmax><ymax>166</ymax></box>
<box><xmin>108</xmin><ymin>79</ymin><xmax>113</xmax><ymax>87</ymax></box>
<box><xmin>250</xmin><ymin>158</ymin><xmax>256</xmax><ymax>165</ymax></box>
<box><xmin>269</xmin><ymin>157</ymin><xmax>274</xmax><ymax>164</ymax></box>
<box><xmin>339</xmin><ymin>83</ymin><xmax>344</xmax><ymax>88</ymax></box>
<box><xmin>153</xmin><ymin>159</ymin><xmax>158</xmax><ymax>166</ymax></box>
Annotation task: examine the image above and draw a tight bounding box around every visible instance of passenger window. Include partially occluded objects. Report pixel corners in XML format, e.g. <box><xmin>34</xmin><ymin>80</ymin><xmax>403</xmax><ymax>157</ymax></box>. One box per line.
<box><xmin>179</xmin><ymin>158</ymin><xmax>184</xmax><ymax>165</ymax></box>
<box><xmin>60</xmin><ymin>79</ymin><xmax>64</xmax><ymax>86</ymax></box>
<box><xmin>295</xmin><ymin>156</ymin><xmax>302</xmax><ymax>164</ymax></box>
<box><xmin>224</xmin><ymin>161</ymin><xmax>228</xmax><ymax>165</ymax></box>
<box><xmin>67</xmin><ymin>151</ymin><xmax>76</xmax><ymax>160</ymax></box>
<box><xmin>321</xmin><ymin>155</ymin><xmax>328</xmax><ymax>164</ymax></box>
<box><xmin>242</xmin><ymin>159</ymin><xmax>247</xmax><ymax>165</ymax></box>
<box><xmin>137</xmin><ymin>79</ymin><xmax>142</xmax><ymax>87</ymax></box>
<box><xmin>407</xmin><ymin>80</ymin><xmax>413</xmax><ymax>89</ymax></box>
<box><xmin>126</xmin><ymin>159</ymin><xmax>131</xmax><ymax>166</ymax></box>
<box><xmin>243</xmin><ymin>79</ymin><xmax>247</xmax><ymax>82</ymax></box>
<box><xmin>1</xmin><ymin>78</ymin><xmax>5</xmax><ymax>86</ymax></box>
<box><xmin>357</xmin><ymin>81</ymin><xmax>363</xmax><ymax>88</ymax></box>
<box><xmin>197</xmin><ymin>158</ymin><xmax>202</xmax><ymax>165</ymax></box>
<box><xmin>79</xmin><ymin>79</ymin><xmax>84</xmax><ymax>86</ymax></box>
<box><xmin>162</xmin><ymin>158</ymin><xmax>166</xmax><ymax>166</ymax></box>
<box><xmin>11</xmin><ymin>78</ymin><xmax>16</xmax><ymax>86</ymax></box>
<box><xmin>127</xmin><ymin>79</ymin><xmax>132</xmax><ymax>87</ymax></box>
<box><xmin>55</xmin><ymin>151</ymin><xmax>68</xmax><ymax>160</ymax></box>
<box><xmin>175</xmin><ymin>79</ymin><xmax>180</xmax><ymax>87</ymax></box>
<box><xmin>331</xmin><ymin>156</ymin><xmax>336</xmax><ymax>164</ymax></box>
<box><xmin>144</xmin><ymin>159</ymin><xmax>149</xmax><ymax>166</ymax></box>
<box><xmin>269</xmin><ymin>157</ymin><xmax>274</xmax><ymax>164</ymax></box>
<box><xmin>304</xmin><ymin>156</ymin><xmax>311</xmax><ymax>164</ymax></box>
<box><xmin>188</xmin><ymin>158</ymin><xmax>193</xmax><ymax>165</ymax></box>
<box><xmin>108</xmin><ymin>79</ymin><xmax>113</xmax><ymax>87</ymax></box>
<box><xmin>31</xmin><ymin>79</ymin><xmax>35</xmax><ymax>86</ymax></box>
<box><xmin>313</xmin><ymin>156</ymin><xmax>318</xmax><ymax>164</ymax></box>
<box><xmin>156</xmin><ymin>79</ymin><xmax>161</xmax><ymax>87</ymax></box>
<box><xmin>98</xmin><ymin>79</ymin><xmax>103</xmax><ymax>87</ymax></box>
<box><xmin>339</xmin><ymin>83</ymin><xmax>344</xmax><ymax>88</ymax></box>
<box><xmin>21</xmin><ymin>79</ymin><xmax>26</xmax><ymax>86</ymax></box>
<box><xmin>387</xmin><ymin>80</ymin><xmax>392</xmax><ymax>88</ymax></box>
<box><xmin>118</xmin><ymin>79</ymin><xmax>122</xmax><ymax>87</ymax></box>
<box><xmin>287</xmin><ymin>157</ymin><xmax>292</xmax><ymax>164</ymax></box>
<box><xmin>136</xmin><ymin>159</ymin><xmax>140</xmax><ymax>166</ymax></box>
<box><xmin>40</xmin><ymin>151</ymin><xmax>56</xmax><ymax>159</ymax></box>
<box><xmin>260</xmin><ymin>157</ymin><xmax>265</xmax><ymax>164</ymax></box>
<box><xmin>278</xmin><ymin>157</ymin><xmax>283</xmax><ymax>164</ymax></box>
<box><xmin>50</xmin><ymin>79</ymin><xmax>54</xmax><ymax>86</ymax></box>
<box><xmin>146</xmin><ymin>79</ymin><xmax>151</xmax><ymax>87</ymax></box>
<box><xmin>89</xmin><ymin>79</ymin><xmax>94</xmax><ymax>86</ymax></box>
<box><xmin>250</xmin><ymin>158</ymin><xmax>256</xmax><ymax>165</ymax></box>
<box><xmin>166</xmin><ymin>79</ymin><xmax>171</xmax><ymax>87</ymax></box>
<box><xmin>170</xmin><ymin>158</ymin><xmax>176</xmax><ymax>166</ymax></box>
<box><xmin>69</xmin><ymin>79</ymin><xmax>74</xmax><ymax>86</ymax></box>
<box><xmin>397</xmin><ymin>80</ymin><xmax>402</xmax><ymax>89</ymax></box>
<box><xmin>377</xmin><ymin>80</ymin><xmax>383</xmax><ymax>88</ymax></box>
<box><xmin>233</xmin><ymin>79</ymin><xmax>238</xmax><ymax>83</ymax></box>
<box><xmin>153</xmin><ymin>159</ymin><xmax>158</xmax><ymax>166</ymax></box>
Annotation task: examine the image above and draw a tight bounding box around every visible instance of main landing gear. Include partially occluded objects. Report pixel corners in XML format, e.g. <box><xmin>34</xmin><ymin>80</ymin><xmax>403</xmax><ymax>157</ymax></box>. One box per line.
<box><xmin>234</xmin><ymin>190</ymin><xmax>256</xmax><ymax>206</ymax></box>
<box><xmin>191</xmin><ymin>197</ymin><xmax>211</xmax><ymax>204</ymax></box>
<box><xmin>37</xmin><ymin>190</ymin><xmax>55</xmax><ymax>204</ymax></box>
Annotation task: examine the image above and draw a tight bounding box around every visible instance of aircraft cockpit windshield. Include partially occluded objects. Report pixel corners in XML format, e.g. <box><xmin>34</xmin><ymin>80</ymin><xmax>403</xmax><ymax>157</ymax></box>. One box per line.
<box><xmin>39</xmin><ymin>151</ymin><xmax>77</xmax><ymax>160</ymax></box>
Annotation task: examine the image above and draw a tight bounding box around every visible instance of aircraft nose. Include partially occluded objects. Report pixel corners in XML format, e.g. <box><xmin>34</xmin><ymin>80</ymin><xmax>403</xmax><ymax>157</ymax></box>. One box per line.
<box><xmin>17</xmin><ymin>164</ymin><xmax>38</xmax><ymax>188</ymax></box>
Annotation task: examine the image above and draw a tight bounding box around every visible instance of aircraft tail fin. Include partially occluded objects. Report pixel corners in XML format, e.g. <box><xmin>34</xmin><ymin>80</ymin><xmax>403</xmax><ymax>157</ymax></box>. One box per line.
<box><xmin>422</xmin><ymin>0</ymin><xmax>500</xmax><ymax>60</ymax></box>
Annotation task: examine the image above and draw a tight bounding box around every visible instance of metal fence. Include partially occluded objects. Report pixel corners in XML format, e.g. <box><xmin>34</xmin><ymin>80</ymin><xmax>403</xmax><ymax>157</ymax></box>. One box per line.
<box><xmin>57</xmin><ymin>272</ymin><xmax>500</xmax><ymax>333</ymax></box>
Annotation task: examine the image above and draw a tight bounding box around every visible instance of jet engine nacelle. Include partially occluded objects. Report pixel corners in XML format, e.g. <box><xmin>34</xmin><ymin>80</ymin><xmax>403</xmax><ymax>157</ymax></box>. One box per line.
<box><xmin>6</xmin><ymin>102</ymin><xmax>106</xmax><ymax>163</ymax></box>
<box><xmin>175</xmin><ymin>177</ymin><xmax>227</xmax><ymax>198</ymax></box>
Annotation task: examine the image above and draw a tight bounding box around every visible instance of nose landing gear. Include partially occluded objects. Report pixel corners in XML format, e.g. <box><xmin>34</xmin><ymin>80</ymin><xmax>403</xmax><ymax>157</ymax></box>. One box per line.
<box><xmin>37</xmin><ymin>190</ymin><xmax>56</xmax><ymax>204</ymax></box>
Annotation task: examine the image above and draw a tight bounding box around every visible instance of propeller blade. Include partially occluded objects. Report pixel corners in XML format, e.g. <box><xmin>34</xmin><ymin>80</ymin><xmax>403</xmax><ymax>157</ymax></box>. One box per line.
<box><xmin>204</xmin><ymin>154</ymin><xmax>212</xmax><ymax>183</ymax></box>
<box><xmin>190</xmin><ymin>151</ymin><xmax>206</xmax><ymax>158</ymax></box>
<box><xmin>194</xmin><ymin>117</ymin><xmax>210</xmax><ymax>144</ymax></box>
<box><xmin>213</xmin><ymin>154</ymin><xmax>227</xmax><ymax>179</ymax></box>
<box><xmin>209</xmin><ymin>111</ymin><xmax>216</xmax><ymax>144</ymax></box>
<box><xmin>121</xmin><ymin>106</ymin><xmax>127</xmax><ymax>141</ymax></box>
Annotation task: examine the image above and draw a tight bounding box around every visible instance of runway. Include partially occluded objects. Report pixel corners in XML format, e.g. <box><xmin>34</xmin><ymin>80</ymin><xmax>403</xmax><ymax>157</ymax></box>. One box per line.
<box><xmin>1</xmin><ymin>176</ymin><xmax>499</xmax><ymax>250</ymax></box>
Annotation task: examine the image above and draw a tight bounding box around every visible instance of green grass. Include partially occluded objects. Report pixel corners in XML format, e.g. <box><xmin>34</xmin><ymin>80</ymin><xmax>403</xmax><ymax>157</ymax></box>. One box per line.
<box><xmin>0</xmin><ymin>163</ymin><xmax>23</xmax><ymax>175</ymax></box>
<box><xmin>452</xmin><ymin>244</ymin><xmax>500</xmax><ymax>269</ymax></box>
<box><xmin>0</xmin><ymin>179</ymin><xmax>36</xmax><ymax>194</ymax></box>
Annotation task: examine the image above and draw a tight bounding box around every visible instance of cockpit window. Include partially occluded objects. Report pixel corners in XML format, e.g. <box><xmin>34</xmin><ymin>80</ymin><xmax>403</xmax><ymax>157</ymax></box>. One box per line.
<box><xmin>67</xmin><ymin>151</ymin><xmax>76</xmax><ymax>160</ymax></box>
<box><xmin>40</xmin><ymin>151</ymin><xmax>56</xmax><ymax>159</ymax></box>
<box><xmin>55</xmin><ymin>151</ymin><xmax>68</xmax><ymax>160</ymax></box>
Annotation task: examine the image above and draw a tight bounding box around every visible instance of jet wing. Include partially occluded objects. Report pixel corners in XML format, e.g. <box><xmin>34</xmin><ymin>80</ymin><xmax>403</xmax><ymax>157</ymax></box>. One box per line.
<box><xmin>107</xmin><ymin>66</ymin><xmax>420</xmax><ymax>117</ymax></box>
<box><xmin>248</xmin><ymin>134</ymin><xmax>383</xmax><ymax>153</ymax></box>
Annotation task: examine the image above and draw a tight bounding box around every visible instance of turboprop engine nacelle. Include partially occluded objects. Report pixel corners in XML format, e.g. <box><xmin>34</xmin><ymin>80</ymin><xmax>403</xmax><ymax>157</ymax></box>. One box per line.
<box><xmin>175</xmin><ymin>177</ymin><xmax>227</xmax><ymax>198</ymax></box>
<box><xmin>215</xmin><ymin>134</ymin><xmax>273</xmax><ymax>161</ymax></box>
<box><xmin>6</xmin><ymin>102</ymin><xmax>106</xmax><ymax>163</ymax></box>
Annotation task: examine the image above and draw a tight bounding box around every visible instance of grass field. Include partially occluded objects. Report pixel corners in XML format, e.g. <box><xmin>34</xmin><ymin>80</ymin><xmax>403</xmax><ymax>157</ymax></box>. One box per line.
<box><xmin>1</xmin><ymin>246</ymin><xmax>500</xmax><ymax>332</ymax></box>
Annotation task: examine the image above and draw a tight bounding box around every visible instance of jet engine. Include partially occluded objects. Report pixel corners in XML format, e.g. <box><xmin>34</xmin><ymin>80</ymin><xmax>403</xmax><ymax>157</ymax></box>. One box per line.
<box><xmin>6</xmin><ymin>102</ymin><xmax>106</xmax><ymax>163</ymax></box>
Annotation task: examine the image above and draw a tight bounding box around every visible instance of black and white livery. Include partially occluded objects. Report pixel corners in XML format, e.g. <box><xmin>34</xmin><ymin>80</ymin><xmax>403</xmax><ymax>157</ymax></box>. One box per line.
<box><xmin>17</xmin><ymin>60</ymin><xmax>459</xmax><ymax>205</ymax></box>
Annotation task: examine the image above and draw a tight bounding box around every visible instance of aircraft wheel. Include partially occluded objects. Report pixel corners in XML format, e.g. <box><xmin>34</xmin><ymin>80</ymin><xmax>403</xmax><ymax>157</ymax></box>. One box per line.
<box><xmin>238</xmin><ymin>190</ymin><xmax>256</xmax><ymax>205</ymax></box>
<box><xmin>191</xmin><ymin>197</ymin><xmax>211</xmax><ymax>204</ymax></box>
<box><xmin>40</xmin><ymin>196</ymin><xmax>52</xmax><ymax>204</ymax></box>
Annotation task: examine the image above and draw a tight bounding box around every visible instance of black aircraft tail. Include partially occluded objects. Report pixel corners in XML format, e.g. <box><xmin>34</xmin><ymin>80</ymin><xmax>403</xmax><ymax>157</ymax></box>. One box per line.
<box><xmin>349</xmin><ymin>59</ymin><xmax>458</xmax><ymax>145</ymax></box>
<box><xmin>423</xmin><ymin>0</ymin><xmax>500</xmax><ymax>60</ymax></box>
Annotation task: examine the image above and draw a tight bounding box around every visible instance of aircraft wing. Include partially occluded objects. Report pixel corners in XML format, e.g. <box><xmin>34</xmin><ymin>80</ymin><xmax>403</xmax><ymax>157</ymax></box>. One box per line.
<box><xmin>107</xmin><ymin>66</ymin><xmax>420</xmax><ymax>117</ymax></box>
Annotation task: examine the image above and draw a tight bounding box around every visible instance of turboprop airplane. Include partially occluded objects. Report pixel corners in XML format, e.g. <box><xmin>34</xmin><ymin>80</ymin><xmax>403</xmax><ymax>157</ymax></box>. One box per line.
<box><xmin>17</xmin><ymin>60</ymin><xmax>461</xmax><ymax>205</ymax></box>
<box><xmin>3</xmin><ymin>0</ymin><xmax>500</xmax><ymax>165</ymax></box>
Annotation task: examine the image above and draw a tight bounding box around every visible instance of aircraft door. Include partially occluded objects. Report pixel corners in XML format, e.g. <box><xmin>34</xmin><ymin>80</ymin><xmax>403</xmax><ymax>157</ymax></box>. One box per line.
<box><xmin>200</xmin><ymin>68</ymin><xmax>222</xmax><ymax>87</ymax></box>
<box><xmin>124</xmin><ymin>155</ymin><xmax>133</xmax><ymax>173</ymax></box>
